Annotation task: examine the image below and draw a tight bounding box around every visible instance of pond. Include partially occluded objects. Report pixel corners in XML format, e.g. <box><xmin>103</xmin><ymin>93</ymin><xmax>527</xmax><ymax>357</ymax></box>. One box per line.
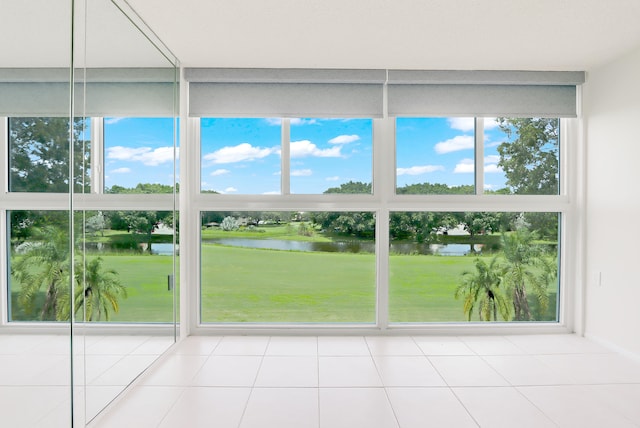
<box><xmin>84</xmin><ymin>242</ymin><xmax>177</xmax><ymax>256</ymax></box>
<box><xmin>205</xmin><ymin>238</ymin><xmax>482</xmax><ymax>256</ymax></box>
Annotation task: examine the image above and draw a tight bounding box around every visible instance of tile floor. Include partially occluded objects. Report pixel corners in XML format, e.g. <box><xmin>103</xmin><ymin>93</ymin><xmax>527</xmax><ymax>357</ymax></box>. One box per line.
<box><xmin>0</xmin><ymin>334</ymin><xmax>172</xmax><ymax>427</ymax></box>
<box><xmin>85</xmin><ymin>334</ymin><xmax>640</xmax><ymax>428</ymax></box>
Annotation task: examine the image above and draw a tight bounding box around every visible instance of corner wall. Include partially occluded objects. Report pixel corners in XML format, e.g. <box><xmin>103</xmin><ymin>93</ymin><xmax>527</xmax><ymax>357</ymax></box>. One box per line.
<box><xmin>583</xmin><ymin>44</ymin><xmax>640</xmax><ymax>357</ymax></box>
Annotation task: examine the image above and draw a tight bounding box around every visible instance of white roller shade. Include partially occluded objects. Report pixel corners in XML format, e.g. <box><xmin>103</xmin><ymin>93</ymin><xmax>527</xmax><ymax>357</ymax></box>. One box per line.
<box><xmin>186</xmin><ymin>68</ymin><xmax>386</xmax><ymax>118</ymax></box>
<box><xmin>387</xmin><ymin>70</ymin><xmax>585</xmax><ymax>118</ymax></box>
<box><xmin>0</xmin><ymin>68</ymin><xmax>177</xmax><ymax>117</ymax></box>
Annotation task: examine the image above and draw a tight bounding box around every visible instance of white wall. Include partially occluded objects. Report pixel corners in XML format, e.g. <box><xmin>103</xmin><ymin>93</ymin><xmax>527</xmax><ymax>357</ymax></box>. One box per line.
<box><xmin>583</xmin><ymin>43</ymin><xmax>640</xmax><ymax>357</ymax></box>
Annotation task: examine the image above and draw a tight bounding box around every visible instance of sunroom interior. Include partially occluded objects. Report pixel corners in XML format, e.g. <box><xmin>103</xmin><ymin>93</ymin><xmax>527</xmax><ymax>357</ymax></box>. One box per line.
<box><xmin>2</xmin><ymin>0</ymin><xmax>640</xmax><ymax>426</ymax></box>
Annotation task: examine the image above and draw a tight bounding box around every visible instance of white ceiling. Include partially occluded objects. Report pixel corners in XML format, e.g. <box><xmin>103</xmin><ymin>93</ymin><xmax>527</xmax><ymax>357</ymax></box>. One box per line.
<box><xmin>126</xmin><ymin>0</ymin><xmax>640</xmax><ymax>71</ymax></box>
<box><xmin>2</xmin><ymin>0</ymin><xmax>640</xmax><ymax>71</ymax></box>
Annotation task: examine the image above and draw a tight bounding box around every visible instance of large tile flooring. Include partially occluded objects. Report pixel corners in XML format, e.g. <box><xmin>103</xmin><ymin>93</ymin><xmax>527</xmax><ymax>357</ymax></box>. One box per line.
<box><xmin>0</xmin><ymin>334</ymin><xmax>172</xmax><ymax>427</ymax></box>
<box><xmin>88</xmin><ymin>334</ymin><xmax>640</xmax><ymax>428</ymax></box>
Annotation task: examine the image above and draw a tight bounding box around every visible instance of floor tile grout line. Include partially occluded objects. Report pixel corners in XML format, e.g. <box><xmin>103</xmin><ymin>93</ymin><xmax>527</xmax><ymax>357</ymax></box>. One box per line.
<box><xmin>236</xmin><ymin>335</ymin><xmax>271</xmax><ymax>428</ymax></box>
<box><xmin>366</xmin><ymin>336</ymin><xmax>403</xmax><ymax>428</ymax></box>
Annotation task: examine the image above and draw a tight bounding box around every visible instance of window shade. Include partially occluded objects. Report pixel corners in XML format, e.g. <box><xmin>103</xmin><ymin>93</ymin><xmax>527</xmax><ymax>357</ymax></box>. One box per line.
<box><xmin>186</xmin><ymin>68</ymin><xmax>386</xmax><ymax>118</ymax></box>
<box><xmin>0</xmin><ymin>68</ymin><xmax>177</xmax><ymax>116</ymax></box>
<box><xmin>387</xmin><ymin>70</ymin><xmax>585</xmax><ymax>118</ymax></box>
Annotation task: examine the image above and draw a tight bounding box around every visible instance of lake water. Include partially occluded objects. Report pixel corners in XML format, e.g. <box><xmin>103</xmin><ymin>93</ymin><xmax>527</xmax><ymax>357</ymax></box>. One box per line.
<box><xmin>206</xmin><ymin>238</ymin><xmax>480</xmax><ymax>256</ymax></box>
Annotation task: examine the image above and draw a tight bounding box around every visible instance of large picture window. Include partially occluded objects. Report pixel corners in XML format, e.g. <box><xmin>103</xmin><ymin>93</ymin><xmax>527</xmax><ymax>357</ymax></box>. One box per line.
<box><xmin>200</xmin><ymin>211</ymin><xmax>376</xmax><ymax>323</ymax></box>
<box><xmin>389</xmin><ymin>211</ymin><xmax>559</xmax><ymax>323</ymax></box>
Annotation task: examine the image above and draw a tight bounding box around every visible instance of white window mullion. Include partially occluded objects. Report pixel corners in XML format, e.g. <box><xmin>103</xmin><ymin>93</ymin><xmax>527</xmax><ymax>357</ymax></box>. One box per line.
<box><xmin>91</xmin><ymin>117</ymin><xmax>103</xmax><ymax>194</ymax></box>
<box><xmin>475</xmin><ymin>117</ymin><xmax>484</xmax><ymax>195</ymax></box>
<box><xmin>374</xmin><ymin>116</ymin><xmax>393</xmax><ymax>329</ymax></box>
<box><xmin>185</xmin><ymin>116</ymin><xmax>201</xmax><ymax>335</ymax></box>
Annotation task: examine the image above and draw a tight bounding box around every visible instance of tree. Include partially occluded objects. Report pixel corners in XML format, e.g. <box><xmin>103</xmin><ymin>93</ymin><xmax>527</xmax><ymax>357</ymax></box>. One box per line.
<box><xmin>72</xmin><ymin>257</ymin><xmax>127</xmax><ymax>321</ymax></box>
<box><xmin>496</xmin><ymin>117</ymin><xmax>559</xmax><ymax>195</ymax></box>
<box><xmin>220</xmin><ymin>216</ymin><xmax>239</xmax><ymax>231</ymax></box>
<box><xmin>105</xmin><ymin>211</ymin><xmax>164</xmax><ymax>252</ymax></box>
<box><xmin>85</xmin><ymin>213</ymin><xmax>107</xmax><ymax>237</ymax></box>
<box><xmin>13</xmin><ymin>225</ymin><xmax>71</xmax><ymax>321</ymax></box>
<box><xmin>8</xmin><ymin>117</ymin><xmax>90</xmax><ymax>193</ymax></box>
<box><xmin>324</xmin><ymin>180</ymin><xmax>371</xmax><ymax>194</ymax></box>
<box><xmin>397</xmin><ymin>182</ymin><xmax>474</xmax><ymax>195</ymax></box>
<box><xmin>455</xmin><ymin>257</ymin><xmax>512</xmax><ymax>321</ymax></box>
<box><xmin>499</xmin><ymin>228</ymin><xmax>555</xmax><ymax>321</ymax></box>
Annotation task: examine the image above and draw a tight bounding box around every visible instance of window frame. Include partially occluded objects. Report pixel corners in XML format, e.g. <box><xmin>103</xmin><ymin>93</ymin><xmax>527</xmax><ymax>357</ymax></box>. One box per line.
<box><xmin>0</xmin><ymin>115</ymin><xmax>178</xmax><ymax>330</ymax></box>
<box><xmin>188</xmin><ymin>115</ymin><xmax>576</xmax><ymax>334</ymax></box>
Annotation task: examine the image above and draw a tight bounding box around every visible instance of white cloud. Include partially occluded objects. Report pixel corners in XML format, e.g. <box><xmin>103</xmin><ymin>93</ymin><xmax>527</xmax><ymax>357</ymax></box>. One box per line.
<box><xmin>454</xmin><ymin>158</ymin><xmax>475</xmax><ymax>173</ymax></box>
<box><xmin>203</xmin><ymin>143</ymin><xmax>278</xmax><ymax>164</ymax></box>
<box><xmin>262</xmin><ymin>191</ymin><xmax>280</xmax><ymax>195</ymax></box>
<box><xmin>264</xmin><ymin>118</ymin><xmax>282</xmax><ymax>126</ymax></box>
<box><xmin>211</xmin><ymin>169</ymin><xmax>230</xmax><ymax>176</ymax></box>
<box><xmin>110</xmin><ymin>167</ymin><xmax>131</xmax><ymax>174</ymax></box>
<box><xmin>434</xmin><ymin>135</ymin><xmax>474</xmax><ymax>154</ymax></box>
<box><xmin>105</xmin><ymin>117</ymin><xmax>126</xmax><ymax>125</ymax></box>
<box><xmin>290</xmin><ymin>140</ymin><xmax>342</xmax><ymax>158</ymax></box>
<box><xmin>454</xmin><ymin>157</ymin><xmax>503</xmax><ymax>173</ymax></box>
<box><xmin>448</xmin><ymin>118</ymin><xmax>475</xmax><ymax>132</ymax></box>
<box><xmin>290</xmin><ymin>118</ymin><xmax>317</xmax><ymax>126</ymax></box>
<box><xmin>485</xmin><ymin>164</ymin><xmax>503</xmax><ymax>173</ymax></box>
<box><xmin>224</xmin><ymin>187</ymin><xmax>237</xmax><ymax>193</ymax></box>
<box><xmin>397</xmin><ymin>165</ymin><xmax>445</xmax><ymax>176</ymax></box>
<box><xmin>485</xmin><ymin>155</ymin><xmax>500</xmax><ymax>164</ymax></box>
<box><xmin>484</xmin><ymin>155</ymin><xmax>503</xmax><ymax>173</ymax></box>
<box><xmin>292</xmin><ymin>169</ymin><xmax>312</xmax><ymax>176</ymax></box>
<box><xmin>328</xmin><ymin>134</ymin><xmax>360</xmax><ymax>145</ymax></box>
<box><xmin>484</xmin><ymin>117</ymin><xmax>500</xmax><ymax>130</ymax></box>
<box><xmin>106</xmin><ymin>146</ymin><xmax>176</xmax><ymax>166</ymax></box>
<box><xmin>326</xmin><ymin>176</ymin><xmax>340</xmax><ymax>181</ymax></box>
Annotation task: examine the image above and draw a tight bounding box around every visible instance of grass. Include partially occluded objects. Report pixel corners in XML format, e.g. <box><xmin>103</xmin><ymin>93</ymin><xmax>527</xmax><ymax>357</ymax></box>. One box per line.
<box><xmin>201</xmin><ymin>223</ymin><xmax>333</xmax><ymax>242</ymax></box>
<box><xmin>9</xmin><ymin>238</ymin><xmax>558</xmax><ymax>324</ymax></box>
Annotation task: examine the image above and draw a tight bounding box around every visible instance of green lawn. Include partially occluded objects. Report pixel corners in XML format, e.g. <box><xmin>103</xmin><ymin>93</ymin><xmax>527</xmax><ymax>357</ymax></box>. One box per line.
<box><xmin>10</xmin><ymin>244</ymin><xmax>557</xmax><ymax>324</ymax></box>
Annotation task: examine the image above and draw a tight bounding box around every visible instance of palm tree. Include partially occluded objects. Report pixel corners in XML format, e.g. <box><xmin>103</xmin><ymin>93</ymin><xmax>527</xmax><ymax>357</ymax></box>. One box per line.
<box><xmin>72</xmin><ymin>257</ymin><xmax>127</xmax><ymax>321</ymax></box>
<box><xmin>500</xmin><ymin>228</ymin><xmax>555</xmax><ymax>321</ymax></box>
<box><xmin>455</xmin><ymin>257</ymin><xmax>512</xmax><ymax>321</ymax></box>
<box><xmin>13</xmin><ymin>225</ymin><xmax>71</xmax><ymax>321</ymax></box>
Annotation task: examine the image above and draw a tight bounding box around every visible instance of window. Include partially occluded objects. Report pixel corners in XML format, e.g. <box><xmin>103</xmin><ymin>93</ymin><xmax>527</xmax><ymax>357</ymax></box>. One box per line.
<box><xmin>8</xmin><ymin>117</ymin><xmax>90</xmax><ymax>193</ymax></box>
<box><xmin>483</xmin><ymin>117</ymin><xmax>559</xmax><ymax>195</ymax></box>
<box><xmin>200</xmin><ymin>118</ymin><xmax>282</xmax><ymax>194</ymax></box>
<box><xmin>200</xmin><ymin>211</ymin><xmax>376</xmax><ymax>323</ymax></box>
<box><xmin>396</xmin><ymin>117</ymin><xmax>475</xmax><ymax>194</ymax></box>
<box><xmin>104</xmin><ymin>117</ymin><xmax>177</xmax><ymax>193</ymax></box>
<box><xmin>290</xmin><ymin>118</ymin><xmax>372</xmax><ymax>194</ymax></box>
<box><xmin>389</xmin><ymin>211</ymin><xmax>560</xmax><ymax>323</ymax></box>
<box><xmin>200</xmin><ymin>118</ymin><xmax>373</xmax><ymax>195</ymax></box>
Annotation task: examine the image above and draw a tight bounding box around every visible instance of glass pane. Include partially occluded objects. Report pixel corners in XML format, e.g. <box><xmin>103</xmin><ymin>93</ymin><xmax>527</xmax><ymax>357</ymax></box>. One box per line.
<box><xmin>290</xmin><ymin>118</ymin><xmax>372</xmax><ymax>194</ymax></box>
<box><xmin>484</xmin><ymin>117</ymin><xmax>560</xmax><ymax>195</ymax></box>
<box><xmin>200</xmin><ymin>118</ymin><xmax>282</xmax><ymax>194</ymax></box>
<box><xmin>396</xmin><ymin>117</ymin><xmax>475</xmax><ymax>194</ymax></box>
<box><xmin>389</xmin><ymin>211</ymin><xmax>559</xmax><ymax>322</ymax></box>
<box><xmin>201</xmin><ymin>211</ymin><xmax>376</xmax><ymax>322</ymax></box>
<box><xmin>77</xmin><ymin>210</ymin><xmax>176</xmax><ymax>322</ymax></box>
<box><xmin>8</xmin><ymin>210</ymin><xmax>70</xmax><ymax>321</ymax></box>
<box><xmin>104</xmin><ymin>117</ymin><xmax>177</xmax><ymax>193</ymax></box>
<box><xmin>8</xmin><ymin>117</ymin><xmax>91</xmax><ymax>193</ymax></box>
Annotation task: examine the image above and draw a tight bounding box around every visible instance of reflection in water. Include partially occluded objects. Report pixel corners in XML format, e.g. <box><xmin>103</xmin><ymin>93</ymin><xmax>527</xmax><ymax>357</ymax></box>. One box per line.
<box><xmin>204</xmin><ymin>238</ymin><xmax>480</xmax><ymax>256</ymax></box>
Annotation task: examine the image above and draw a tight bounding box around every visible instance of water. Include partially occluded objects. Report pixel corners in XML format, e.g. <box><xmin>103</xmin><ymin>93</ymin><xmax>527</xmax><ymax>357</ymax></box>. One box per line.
<box><xmin>205</xmin><ymin>238</ymin><xmax>479</xmax><ymax>256</ymax></box>
<box><xmin>85</xmin><ymin>238</ymin><xmax>479</xmax><ymax>256</ymax></box>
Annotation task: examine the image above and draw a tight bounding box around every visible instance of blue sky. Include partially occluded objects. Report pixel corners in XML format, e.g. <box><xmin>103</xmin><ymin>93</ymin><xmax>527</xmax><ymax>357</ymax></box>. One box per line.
<box><xmin>103</xmin><ymin>116</ymin><xmax>510</xmax><ymax>193</ymax></box>
<box><xmin>104</xmin><ymin>117</ymin><xmax>177</xmax><ymax>189</ymax></box>
<box><xmin>201</xmin><ymin>118</ymin><xmax>373</xmax><ymax>194</ymax></box>
<box><xmin>396</xmin><ymin>117</ymin><xmax>508</xmax><ymax>192</ymax></box>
